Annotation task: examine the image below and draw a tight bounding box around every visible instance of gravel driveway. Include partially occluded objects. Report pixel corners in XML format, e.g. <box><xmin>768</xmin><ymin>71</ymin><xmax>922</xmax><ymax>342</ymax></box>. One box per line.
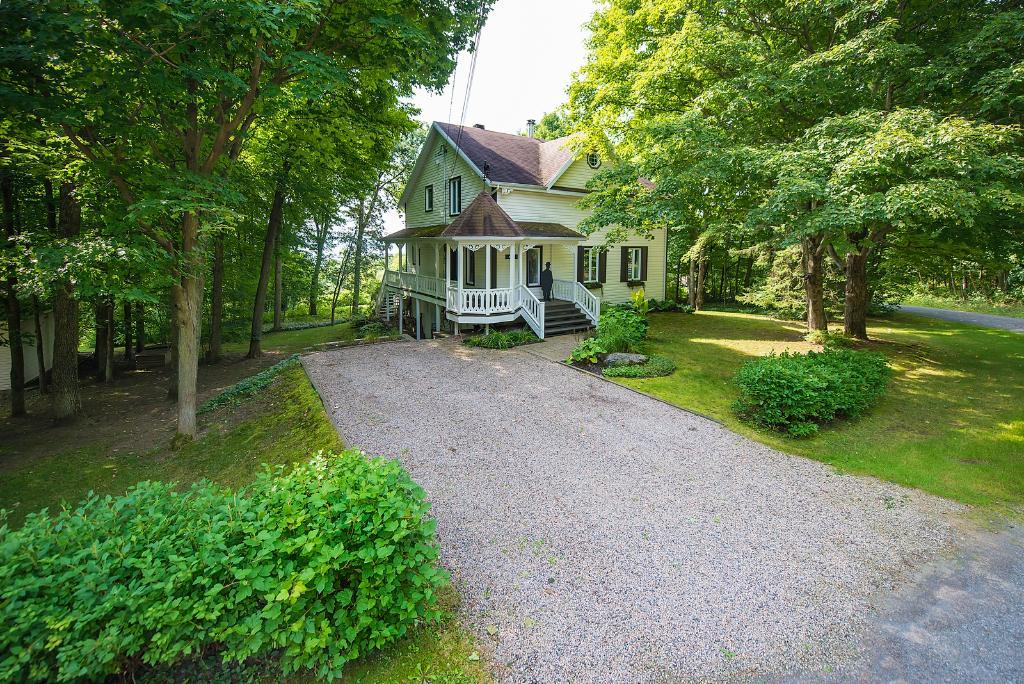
<box><xmin>303</xmin><ymin>340</ymin><xmax>961</xmax><ymax>682</ymax></box>
<box><xmin>899</xmin><ymin>305</ymin><xmax>1024</xmax><ymax>333</ymax></box>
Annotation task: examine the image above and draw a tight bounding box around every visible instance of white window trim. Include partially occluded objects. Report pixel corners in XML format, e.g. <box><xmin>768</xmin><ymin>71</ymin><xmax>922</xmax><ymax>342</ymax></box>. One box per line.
<box><xmin>526</xmin><ymin>247</ymin><xmax>541</xmax><ymax>287</ymax></box>
<box><xmin>583</xmin><ymin>246</ymin><xmax>600</xmax><ymax>284</ymax></box>
<box><xmin>449</xmin><ymin>176</ymin><xmax>462</xmax><ymax>215</ymax></box>
<box><xmin>424</xmin><ymin>184</ymin><xmax>433</xmax><ymax>212</ymax></box>
<box><xmin>627</xmin><ymin>247</ymin><xmax>642</xmax><ymax>281</ymax></box>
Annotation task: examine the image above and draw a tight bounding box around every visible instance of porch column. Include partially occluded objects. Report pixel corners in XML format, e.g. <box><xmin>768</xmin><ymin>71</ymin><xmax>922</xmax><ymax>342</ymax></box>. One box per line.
<box><xmin>444</xmin><ymin>241</ymin><xmax>450</xmax><ymax>282</ymax></box>
<box><xmin>509</xmin><ymin>244</ymin><xmax>516</xmax><ymax>290</ymax></box>
<box><xmin>433</xmin><ymin>243</ymin><xmax>439</xmax><ymax>278</ymax></box>
<box><xmin>485</xmin><ymin>245</ymin><xmax>492</xmax><ymax>293</ymax></box>
<box><xmin>456</xmin><ymin>242</ymin><xmax>464</xmax><ymax>310</ymax></box>
<box><xmin>415</xmin><ymin>299</ymin><xmax>421</xmax><ymax>340</ymax></box>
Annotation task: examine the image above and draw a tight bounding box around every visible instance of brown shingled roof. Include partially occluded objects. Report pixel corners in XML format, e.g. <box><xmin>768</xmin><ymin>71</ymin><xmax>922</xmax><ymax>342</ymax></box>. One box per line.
<box><xmin>387</xmin><ymin>224</ymin><xmax>447</xmax><ymax>240</ymax></box>
<box><xmin>436</xmin><ymin>122</ymin><xmax>576</xmax><ymax>186</ymax></box>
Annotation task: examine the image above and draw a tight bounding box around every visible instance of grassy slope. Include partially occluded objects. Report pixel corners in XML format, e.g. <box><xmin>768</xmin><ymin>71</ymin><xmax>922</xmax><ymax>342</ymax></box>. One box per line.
<box><xmin>903</xmin><ymin>293</ymin><xmax>1024</xmax><ymax>318</ymax></box>
<box><xmin>618</xmin><ymin>311</ymin><xmax>1024</xmax><ymax>511</ymax></box>
<box><xmin>2</xmin><ymin>324</ymin><xmax>489</xmax><ymax>682</ymax></box>
<box><xmin>220</xmin><ymin>321</ymin><xmax>359</xmax><ymax>355</ymax></box>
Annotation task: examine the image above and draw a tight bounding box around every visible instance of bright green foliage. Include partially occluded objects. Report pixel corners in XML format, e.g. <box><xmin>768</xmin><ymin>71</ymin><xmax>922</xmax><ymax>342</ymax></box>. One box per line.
<box><xmin>597</xmin><ymin>306</ymin><xmax>649</xmax><ymax>353</ymax></box>
<box><xmin>804</xmin><ymin>330</ymin><xmax>855</xmax><ymax>349</ymax></box>
<box><xmin>199</xmin><ymin>354</ymin><xmax>300</xmax><ymax>414</ymax></box>
<box><xmin>602</xmin><ymin>355</ymin><xmax>676</xmax><ymax>379</ymax></box>
<box><xmin>0</xmin><ymin>451</ymin><xmax>447</xmax><ymax>682</ymax></box>
<box><xmin>566</xmin><ymin>337</ymin><xmax>607</xmax><ymax>364</ymax></box>
<box><xmin>733</xmin><ymin>349</ymin><xmax>890</xmax><ymax>436</ymax></box>
<box><xmin>462</xmin><ymin>329</ymin><xmax>538</xmax><ymax>349</ymax></box>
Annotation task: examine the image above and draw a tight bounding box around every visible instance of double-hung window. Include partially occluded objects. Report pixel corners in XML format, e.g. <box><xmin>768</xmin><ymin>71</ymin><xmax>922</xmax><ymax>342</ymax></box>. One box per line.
<box><xmin>424</xmin><ymin>184</ymin><xmax>434</xmax><ymax>212</ymax></box>
<box><xmin>448</xmin><ymin>176</ymin><xmax>462</xmax><ymax>215</ymax></box>
<box><xmin>627</xmin><ymin>247</ymin><xmax>643</xmax><ymax>281</ymax></box>
<box><xmin>583</xmin><ymin>247</ymin><xmax>600</xmax><ymax>283</ymax></box>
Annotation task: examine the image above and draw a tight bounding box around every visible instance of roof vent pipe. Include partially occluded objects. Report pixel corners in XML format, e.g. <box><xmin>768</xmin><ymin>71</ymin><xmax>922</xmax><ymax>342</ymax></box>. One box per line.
<box><xmin>526</xmin><ymin>119</ymin><xmax>536</xmax><ymax>138</ymax></box>
<box><xmin>473</xmin><ymin>123</ymin><xmax>485</xmax><ymax>129</ymax></box>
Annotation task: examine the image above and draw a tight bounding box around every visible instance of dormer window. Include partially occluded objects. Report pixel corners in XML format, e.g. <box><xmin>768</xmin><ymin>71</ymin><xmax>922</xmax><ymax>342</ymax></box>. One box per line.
<box><xmin>424</xmin><ymin>184</ymin><xmax>434</xmax><ymax>212</ymax></box>
<box><xmin>587</xmin><ymin>152</ymin><xmax>601</xmax><ymax>169</ymax></box>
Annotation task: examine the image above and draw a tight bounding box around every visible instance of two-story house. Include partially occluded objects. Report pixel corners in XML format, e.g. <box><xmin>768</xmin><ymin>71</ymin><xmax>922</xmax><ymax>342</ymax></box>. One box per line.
<box><xmin>381</xmin><ymin>121</ymin><xmax>667</xmax><ymax>339</ymax></box>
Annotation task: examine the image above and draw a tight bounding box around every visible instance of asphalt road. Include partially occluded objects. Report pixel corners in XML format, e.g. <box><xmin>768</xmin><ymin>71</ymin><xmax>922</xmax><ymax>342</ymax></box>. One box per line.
<box><xmin>899</xmin><ymin>305</ymin><xmax>1024</xmax><ymax>333</ymax></box>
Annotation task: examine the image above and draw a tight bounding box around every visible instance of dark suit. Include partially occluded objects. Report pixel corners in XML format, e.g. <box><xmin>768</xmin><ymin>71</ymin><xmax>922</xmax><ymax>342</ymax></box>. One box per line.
<box><xmin>540</xmin><ymin>267</ymin><xmax>553</xmax><ymax>301</ymax></box>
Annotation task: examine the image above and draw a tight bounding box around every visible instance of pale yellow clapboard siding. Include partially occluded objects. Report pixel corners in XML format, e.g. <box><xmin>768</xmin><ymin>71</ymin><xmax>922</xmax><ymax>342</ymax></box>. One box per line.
<box><xmin>497</xmin><ymin>189</ymin><xmax>667</xmax><ymax>304</ymax></box>
<box><xmin>553</xmin><ymin>157</ymin><xmax>602</xmax><ymax>190</ymax></box>
<box><xmin>403</xmin><ymin>134</ymin><xmax>484</xmax><ymax>230</ymax></box>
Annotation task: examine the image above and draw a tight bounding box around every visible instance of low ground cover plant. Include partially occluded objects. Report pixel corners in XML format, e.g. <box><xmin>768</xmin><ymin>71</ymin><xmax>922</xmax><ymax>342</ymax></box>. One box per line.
<box><xmin>0</xmin><ymin>451</ymin><xmax>447</xmax><ymax>683</ymax></box>
<box><xmin>602</xmin><ymin>355</ymin><xmax>677</xmax><ymax>378</ymax></box>
<box><xmin>200</xmin><ymin>354</ymin><xmax>300</xmax><ymax>414</ymax></box>
<box><xmin>463</xmin><ymin>329</ymin><xmax>538</xmax><ymax>349</ymax></box>
<box><xmin>733</xmin><ymin>348</ymin><xmax>890</xmax><ymax>436</ymax></box>
<box><xmin>804</xmin><ymin>329</ymin><xmax>855</xmax><ymax>348</ymax></box>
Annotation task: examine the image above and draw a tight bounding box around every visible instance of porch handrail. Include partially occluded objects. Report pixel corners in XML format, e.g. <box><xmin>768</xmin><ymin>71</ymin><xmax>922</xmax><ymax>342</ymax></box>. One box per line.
<box><xmin>551</xmin><ymin>279</ymin><xmax>576</xmax><ymax>302</ymax></box>
<box><xmin>518</xmin><ymin>285</ymin><xmax>545</xmax><ymax>339</ymax></box>
<box><xmin>574</xmin><ymin>281</ymin><xmax>601</xmax><ymax>325</ymax></box>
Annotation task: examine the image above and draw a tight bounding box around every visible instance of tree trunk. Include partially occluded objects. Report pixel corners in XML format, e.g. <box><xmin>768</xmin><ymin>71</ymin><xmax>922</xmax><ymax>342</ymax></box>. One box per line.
<box><xmin>207</xmin><ymin>235</ymin><xmax>224</xmax><ymax>362</ymax></box>
<box><xmin>330</xmin><ymin>248</ymin><xmax>352</xmax><ymax>324</ymax></box>
<box><xmin>694</xmin><ymin>251</ymin><xmax>707</xmax><ymax>311</ymax></box>
<box><xmin>103</xmin><ymin>298</ymin><xmax>114</xmax><ymax>383</ymax></box>
<box><xmin>32</xmin><ymin>296</ymin><xmax>48</xmax><ymax>393</ymax></box>
<box><xmin>688</xmin><ymin>257</ymin><xmax>696</xmax><ymax>307</ymax></box>
<box><xmin>247</xmin><ymin>182</ymin><xmax>286</xmax><ymax>359</ymax></box>
<box><xmin>844</xmin><ymin>250</ymin><xmax>870</xmax><ymax>340</ymax></box>
<box><xmin>802</xmin><ymin>235</ymin><xmax>828</xmax><ymax>332</ymax></box>
<box><xmin>94</xmin><ymin>302</ymin><xmax>108</xmax><ymax>382</ymax></box>
<box><xmin>350</xmin><ymin>202</ymin><xmax>367</xmax><ymax>318</ymax></box>
<box><xmin>172</xmin><ymin>211</ymin><xmax>204</xmax><ymax>437</ymax></box>
<box><xmin>135</xmin><ymin>301</ymin><xmax>145</xmax><ymax>352</ymax></box>
<box><xmin>50</xmin><ymin>181</ymin><xmax>81</xmax><ymax>420</ymax></box>
<box><xmin>123</xmin><ymin>300</ymin><xmax>134</xmax><ymax>362</ymax></box>
<box><xmin>743</xmin><ymin>257</ymin><xmax>754</xmax><ymax>288</ymax></box>
<box><xmin>2</xmin><ymin>170</ymin><xmax>25</xmax><ymax>416</ymax></box>
<box><xmin>273</xmin><ymin>241</ymin><xmax>283</xmax><ymax>331</ymax></box>
<box><xmin>309</xmin><ymin>217</ymin><xmax>329</xmax><ymax>317</ymax></box>
<box><xmin>675</xmin><ymin>256</ymin><xmax>682</xmax><ymax>302</ymax></box>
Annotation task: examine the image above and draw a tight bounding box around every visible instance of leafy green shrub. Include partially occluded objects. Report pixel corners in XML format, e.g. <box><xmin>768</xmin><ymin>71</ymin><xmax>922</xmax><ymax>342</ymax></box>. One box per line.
<box><xmin>602</xmin><ymin>355</ymin><xmax>677</xmax><ymax>378</ymax></box>
<box><xmin>356</xmin><ymin>321</ymin><xmax>397</xmax><ymax>339</ymax></box>
<box><xmin>733</xmin><ymin>348</ymin><xmax>890</xmax><ymax>436</ymax></box>
<box><xmin>0</xmin><ymin>451</ymin><xmax>447</xmax><ymax>682</ymax></box>
<box><xmin>597</xmin><ymin>307</ymin><xmax>648</xmax><ymax>353</ymax></box>
<box><xmin>648</xmin><ymin>300</ymin><xmax>696</xmax><ymax>313</ymax></box>
<box><xmin>566</xmin><ymin>336</ymin><xmax>607</xmax><ymax>364</ymax></box>
<box><xmin>804</xmin><ymin>329</ymin><xmax>855</xmax><ymax>348</ymax></box>
<box><xmin>463</xmin><ymin>329</ymin><xmax>538</xmax><ymax>349</ymax></box>
<box><xmin>200</xmin><ymin>354</ymin><xmax>299</xmax><ymax>414</ymax></box>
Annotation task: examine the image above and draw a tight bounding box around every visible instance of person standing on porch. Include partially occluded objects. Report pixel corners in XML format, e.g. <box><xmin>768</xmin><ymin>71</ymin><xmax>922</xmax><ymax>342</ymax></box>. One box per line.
<box><xmin>540</xmin><ymin>262</ymin><xmax>553</xmax><ymax>301</ymax></box>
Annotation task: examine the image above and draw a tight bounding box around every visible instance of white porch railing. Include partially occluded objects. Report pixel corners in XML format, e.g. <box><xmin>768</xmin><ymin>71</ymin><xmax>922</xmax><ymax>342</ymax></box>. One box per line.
<box><xmin>551</xmin><ymin>279</ymin><xmax>576</xmax><ymax>302</ymax></box>
<box><xmin>518</xmin><ymin>285</ymin><xmax>545</xmax><ymax>339</ymax></box>
<box><xmin>451</xmin><ymin>286</ymin><xmax>517</xmax><ymax>314</ymax></box>
<box><xmin>574</xmin><ymin>281</ymin><xmax>601</xmax><ymax>325</ymax></box>
<box><xmin>385</xmin><ymin>270</ymin><xmax>446</xmax><ymax>301</ymax></box>
<box><xmin>552</xmin><ymin>279</ymin><xmax>601</xmax><ymax>326</ymax></box>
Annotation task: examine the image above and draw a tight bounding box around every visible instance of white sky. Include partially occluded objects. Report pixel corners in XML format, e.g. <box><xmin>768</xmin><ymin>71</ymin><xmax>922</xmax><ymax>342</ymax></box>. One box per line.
<box><xmin>409</xmin><ymin>0</ymin><xmax>596</xmax><ymax>134</ymax></box>
<box><xmin>384</xmin><ymin>0</ymin><xmax>596</xmax><ymax>233</ymax></box>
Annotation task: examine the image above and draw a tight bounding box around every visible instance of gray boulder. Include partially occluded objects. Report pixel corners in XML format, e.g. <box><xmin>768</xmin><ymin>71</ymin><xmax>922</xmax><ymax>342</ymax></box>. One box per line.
<box><xmin>604</xmin><ymin>352</ymin><xmax>648</xmax><ymax>367</ymax></box>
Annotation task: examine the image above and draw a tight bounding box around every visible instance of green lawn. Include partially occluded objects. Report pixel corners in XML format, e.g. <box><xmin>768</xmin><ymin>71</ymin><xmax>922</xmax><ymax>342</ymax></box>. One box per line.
<box><xmin>221</xmin><ymin>321</ymin><xmax>359</xmax><ymax>355</ymax></box>
<box><xmin>903</xmin><ymin>293</ymin><xmax>1024</xmax><ymax>318</ymax></box>
<box><xmin>617</xmin><ymin>310</ymin><xmax>1024</xmax><ymax>512</ymax></box>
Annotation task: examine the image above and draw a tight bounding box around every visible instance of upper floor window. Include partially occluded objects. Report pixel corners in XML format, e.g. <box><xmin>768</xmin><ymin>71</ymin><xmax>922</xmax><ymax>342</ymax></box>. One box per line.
<box><xmin>448</xmin><ymin>176</ymin><xmax>462</xmax><ymax>215</ymax></box>
<box><xmin>424</xmin><ymin>184</ymin><xmax>434</xmax><ymax>212</ymax></box>
<box><xmin>587</xmin><ymin>152</ymin><xmax>601</xmax><ymax>169</ymax></box>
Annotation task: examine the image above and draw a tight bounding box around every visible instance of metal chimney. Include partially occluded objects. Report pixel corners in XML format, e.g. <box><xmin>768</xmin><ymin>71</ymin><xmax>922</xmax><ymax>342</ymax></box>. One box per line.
<box><xmin>527</xmin><ymin>119</ymin><xmax>536</xmax><ymax>138</ymax></box>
